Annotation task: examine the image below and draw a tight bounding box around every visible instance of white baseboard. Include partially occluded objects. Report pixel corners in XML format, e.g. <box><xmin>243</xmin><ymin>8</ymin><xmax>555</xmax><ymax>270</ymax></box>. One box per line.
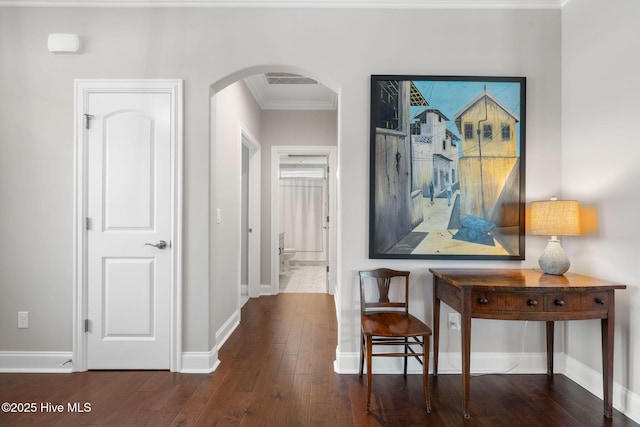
<box><xmin>334</xmin><ymin>349</ymin><xmax>358</xmax><ymax>374</ymax></box>
<box><xmin>0</xmin><ymin>350</ymin><xmax>221</xmax><ymax>375</ymax></box>
<box><xmin>216</xmin><ymin>308</ymin><xmax>240</xmax><ymax>349</ymax></box>
<box><xmin>564</xmin><ymin>355</ymin><xmax>640</xmax><ymax>424</ymax></box>
<box><xmin>0</xmin><ymin>351</ymin><xmax>74</xmax><ymax>373</ymax></box>
<box><xmin>0</xmin><ymin>350</ymin><xmax>221</xmax><ymax>374</ymax></box>
<box><xmin>334</xmin><ymin>350</ymin><xmax>559</xmax><ymax>375</ymax></box>
<box><xmin>429</xmin><ymin>351</ymin><xmax>562</xmax><ymax>375</ymax></box>
<box><xmin>180</xmin><ymin>349</ymin><xmax>220</xmax><ymax>374</ymax></box>
<box><xmin>260</xmin><ymin>284</ymin><xmax>273</xmax><ymax>295</ymax></box>
<box><xmin>180</xmin><ymin>308</ymin><xmax>240</xmax><ymax>374</ymax></box>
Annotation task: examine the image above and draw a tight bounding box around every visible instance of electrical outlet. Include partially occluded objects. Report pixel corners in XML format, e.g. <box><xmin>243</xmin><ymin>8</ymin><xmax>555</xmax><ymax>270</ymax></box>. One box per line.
<box><xmin>18</xmin><ymin>311</ymin><xmax>29</xmax><ymax>329</ymax></box>
<box><xmin>448</xmin><ymin>313</ymin><xmax>460</xmax><ymax>330</ymax></box>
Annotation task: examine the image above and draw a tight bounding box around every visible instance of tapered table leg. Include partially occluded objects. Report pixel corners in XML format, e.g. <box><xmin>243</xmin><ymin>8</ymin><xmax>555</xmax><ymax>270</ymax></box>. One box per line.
<box><xmin>433</xmin><ymin>277</ymin><xmax>441</xmax><ymax>376</ymax></box>
<box><xmin>602</xmin><ymin>289</ymin><xmax>615</xmax><ymax>418</ymax></box>
<box><xmin>461</xmin><ymin>286</ymin><xmax>472</xmax><ymax>418</ymax></box>
<box><xmin>546</xmin><ymin>321</ymin><xmax>554</xmax><ymax>376</ymax></box>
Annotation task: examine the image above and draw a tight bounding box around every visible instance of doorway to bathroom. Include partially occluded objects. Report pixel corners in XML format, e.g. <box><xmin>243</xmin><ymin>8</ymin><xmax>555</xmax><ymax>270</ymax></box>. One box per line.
<box><xmin>271</xmin><ymin>146</ymin><xmax>337</xmax><ymax>295</ymax></box>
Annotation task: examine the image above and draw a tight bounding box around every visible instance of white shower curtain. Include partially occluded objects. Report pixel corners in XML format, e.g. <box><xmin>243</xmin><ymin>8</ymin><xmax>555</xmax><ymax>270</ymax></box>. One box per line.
<box><xmin>279</xmin><ymin>177</ymin><xmax>327</xmax><ymax>262</ymax></box>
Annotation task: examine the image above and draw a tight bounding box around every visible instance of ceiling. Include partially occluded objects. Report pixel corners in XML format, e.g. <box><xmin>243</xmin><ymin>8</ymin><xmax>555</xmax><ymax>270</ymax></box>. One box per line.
<box><xmin>0</xmin><ymin>0</ymin><xmax>569</xmax><ymax>7</ymax></box>
<box><xmin>244</xmin><ymin>73</ymin><xmax>337</xmax><ymax>111</ymax></box>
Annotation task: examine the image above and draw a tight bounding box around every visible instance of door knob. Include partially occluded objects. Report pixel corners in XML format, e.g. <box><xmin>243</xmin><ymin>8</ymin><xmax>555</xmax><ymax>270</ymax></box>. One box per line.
<box><xmin>144</xmin><ymin>240</ymin><xmax>167</xmax><ymax>249</ymax></box>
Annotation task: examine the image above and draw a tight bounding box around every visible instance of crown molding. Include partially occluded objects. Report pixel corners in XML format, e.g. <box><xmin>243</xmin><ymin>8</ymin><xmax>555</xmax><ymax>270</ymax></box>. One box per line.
<box><xmin>0</xmin><ymin>0</ymin><xmax>565</xmax><ymax>9</ymax></box>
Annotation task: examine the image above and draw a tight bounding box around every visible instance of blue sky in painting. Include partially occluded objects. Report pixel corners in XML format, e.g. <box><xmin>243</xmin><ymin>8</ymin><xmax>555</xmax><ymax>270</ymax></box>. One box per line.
<box><xmin>411</xmin><ymin>80</ymin><xmax>522</xmax><ymax>155</ymax></box>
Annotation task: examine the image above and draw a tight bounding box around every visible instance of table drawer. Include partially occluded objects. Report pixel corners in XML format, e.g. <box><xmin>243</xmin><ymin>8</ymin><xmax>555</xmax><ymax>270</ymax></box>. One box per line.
<box><xmin>472</xmin><ymin>291</ymin><xmax>543</xmax><ymax>312</ymax></box>
<box><xmin>544</xmin><ymin>292</ymin><xmax>609</xmax><ymax>312</ymax></box>
<box><xmin>544</xmin><ymin>293</ymin><xmax>582</xmax><ymax>311</ymax></box>
<box><xmin>580</xmin><ymin>291</ymin><xmax>610</xmax><ymax>311</ymax></box>
<box><xmin>471</xmin><ymin>291</ymin><xmax>610</xmax><ymax>314</ymax></box>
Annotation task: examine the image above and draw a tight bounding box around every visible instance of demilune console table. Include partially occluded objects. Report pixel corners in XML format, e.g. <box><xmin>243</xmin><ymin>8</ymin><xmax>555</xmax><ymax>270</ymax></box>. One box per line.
<box><xmin>429</xmin><ymin>268</ymin><xmax>626</xmax><ymax>419</ymax></box>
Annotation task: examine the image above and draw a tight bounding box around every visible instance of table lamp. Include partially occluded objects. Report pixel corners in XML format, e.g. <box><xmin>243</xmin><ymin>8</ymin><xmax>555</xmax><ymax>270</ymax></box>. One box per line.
<box><xmin>530</xmin><ymin>197</ymin><xmax>580</xmax><ymax>275</ymax></box>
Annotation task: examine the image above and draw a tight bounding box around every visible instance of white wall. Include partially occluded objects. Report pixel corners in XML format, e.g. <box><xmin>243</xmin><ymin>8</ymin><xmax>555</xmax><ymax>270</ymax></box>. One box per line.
<box><xmin>0</xmin><ymin>6</ymin><xmax>565</xmax><ymax>377</ymax></box>
<box><xmin>211</xmin><ymin>80</ymin><xmax>262</xmax><ymax>346</ymax></box>
<box><xmin>562</xmin><ymin>0</ymin><xmax>640</xmax><ymax>418</ymax></box>
<box><xmin>334</xmin><ymin>9</ymin><xmax>563</xmax><ymax>365</ymax></box>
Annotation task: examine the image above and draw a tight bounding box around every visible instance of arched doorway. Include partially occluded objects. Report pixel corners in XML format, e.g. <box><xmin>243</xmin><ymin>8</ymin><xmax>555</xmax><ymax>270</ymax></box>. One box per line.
<box><xmin>209</xmin><ymin>65</ymin><xmax>340</xmax><ymax>315</ymax></box>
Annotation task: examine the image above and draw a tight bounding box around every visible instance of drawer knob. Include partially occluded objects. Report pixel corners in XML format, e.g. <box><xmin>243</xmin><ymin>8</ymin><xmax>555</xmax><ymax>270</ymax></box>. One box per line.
<box><xmin>478</xmin><ymin>298</ymin><xmax>489</xmax><ymax>305</ymax></box>
<box><xmin>596</xmin><ymin>298</ymin><xmax>606</xmax><ymax>305</ymax></box>
<box><xmin>555</xmin><ymin>299</ymin><xmax>566</xmax><ymax>306</ymax></box>
<box><xmin>527</xmin><ymin>299</ymin><xmax>538</xmax><ymax>307</ymax></box>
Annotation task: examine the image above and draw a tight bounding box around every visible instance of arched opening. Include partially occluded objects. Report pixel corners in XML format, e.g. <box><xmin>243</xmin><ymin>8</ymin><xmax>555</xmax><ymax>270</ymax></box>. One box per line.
<box><xmin>208</xmin><ymin>64</ymin><xmax>340</xmax><ymax>331</ymax></box>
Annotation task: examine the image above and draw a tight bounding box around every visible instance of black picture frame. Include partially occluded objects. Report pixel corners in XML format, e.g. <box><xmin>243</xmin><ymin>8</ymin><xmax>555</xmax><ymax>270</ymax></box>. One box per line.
<box><xmin>369</xmin><ymin>75</ymin><xmax>526</xmax><ymax>260</ymax></box>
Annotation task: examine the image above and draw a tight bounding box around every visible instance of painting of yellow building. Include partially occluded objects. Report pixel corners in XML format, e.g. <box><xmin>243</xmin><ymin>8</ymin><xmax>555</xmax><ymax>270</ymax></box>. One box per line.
<box><xmin>454</xmin><ymin>89</ymin><xmax>522</xmax><ymax>255</ymax></box>
<box><xmin>369</xmin><ymin>76</ymin><xmax>525</xmax><ymax>260</ymax></box>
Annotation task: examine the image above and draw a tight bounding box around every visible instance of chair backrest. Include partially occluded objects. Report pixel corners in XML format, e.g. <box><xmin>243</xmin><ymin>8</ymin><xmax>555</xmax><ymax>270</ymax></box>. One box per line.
<box><xmin>359</xmin><ymin>268</ymin><xmax>410</xmax><ymax>315</ymax></box>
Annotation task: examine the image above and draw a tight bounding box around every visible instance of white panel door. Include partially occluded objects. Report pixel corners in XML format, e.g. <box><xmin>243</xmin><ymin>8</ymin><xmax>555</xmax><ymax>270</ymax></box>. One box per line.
<box><xmin>86</xmin><ymin>90</ymin><xmax>172</xmax><ymax>369</ymax></box>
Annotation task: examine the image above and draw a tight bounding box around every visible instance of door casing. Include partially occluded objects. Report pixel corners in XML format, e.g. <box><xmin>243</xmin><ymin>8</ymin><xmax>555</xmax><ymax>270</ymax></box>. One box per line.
<box><xmin>270</xmin><ymin>145</ymin><xmax>337</xmax><ymax>295</ymax></box>
<box><xmin>240</xmin><ymin>123</ymin><xmax>261</xmax><ymax>299</ymax></box>
<box><xmin>73</xmin><ymin>79</ymin><xmax>183</xmax><ymax>372</ymax></box>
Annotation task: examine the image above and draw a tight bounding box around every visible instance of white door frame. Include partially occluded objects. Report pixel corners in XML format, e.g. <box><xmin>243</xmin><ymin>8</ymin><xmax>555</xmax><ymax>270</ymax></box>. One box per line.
<box><xmin>72</xmin><ymin>79</ymin><xmax>183</xmax><ymax>372</ymax></box>
<box><xmin>239</xmin><ymin>123</ymin><xmax>261</xmax><ymax>299</ymax></box>
<box><xmin>270</xmin><ymin>145</ymin><xmax>337</xmax><ymax>295</ymax></box>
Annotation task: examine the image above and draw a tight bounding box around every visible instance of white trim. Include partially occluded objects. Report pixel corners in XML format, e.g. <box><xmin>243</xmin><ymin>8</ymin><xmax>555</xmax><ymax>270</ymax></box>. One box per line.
<box><xmin>260</xmin><ymin>283</ymin><xmax>273</xmax><ymax>295</ymax></box>
<box><xmin>181</xmin><ymin>350</ymin><xmax>220</xmax><ymax>374</ymax></box>
<box><xmin>179</xmin><ymin>308</ymin><xmax>238</xmax><ymax>372</ymax></box>
<box><xmin>0</xmin><ymin>351</ymin><xmax>74</xmax><ymax>373</ymax></box>
<box><xmin>73</xmin><ymin>79</ymin><xmax>183</xmax><ymax>372</ymax></box>
<box><xmin>334</xmin><ymin>350</ymin><xmax>558</xmax><ymax>375</ymax></box>
<box><xmin>216</xmin><ymin>308</ymin><xmax>241</xmax><ymax>349</ymax></box>
<box><xmin>270</xmin><ymin>145</ymin><xmax>337</xmax><ymax>296</ymax></box>
<box><xmin>431</xmin><ymin>351</ymin><xmax>563</xmax><ymax>375</ymax></box>
<box><xmin>249</xmin><ymin>98</ymin><xmax>338</xmax><ymax>111</ymax></box>
<box><xmin>239</xmin><ymin>123</ymin><xmax>262</xmax><ymax>299</ymax></box>
<box><xmin>565</xmin><ymin>355</ymin><xmax>640</xmax><ymax>424</ymax></box>
<box><xmin>0</xmin><ymin>0</ymin><xmax>564</xmax><ymax>9</ymax></box>
<box><xmin>172</xmin><ymin>80</ymin><xmax>184</xmax><ymax>373</ymax></box>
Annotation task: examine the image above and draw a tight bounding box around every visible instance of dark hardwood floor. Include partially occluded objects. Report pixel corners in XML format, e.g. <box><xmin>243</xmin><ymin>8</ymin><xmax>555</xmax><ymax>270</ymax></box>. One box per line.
<box><xmin>0</xmin><ymin>293</ymin><xmax>636</xmax><ymax>426</ymax></box>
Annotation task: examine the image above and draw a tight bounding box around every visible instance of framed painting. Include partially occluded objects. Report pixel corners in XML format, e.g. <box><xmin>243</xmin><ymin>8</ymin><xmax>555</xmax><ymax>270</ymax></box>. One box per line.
<box><xmin>369</xmin><ymin>75</ymin><xmax>526</xmax><ymax>260</ymax></box>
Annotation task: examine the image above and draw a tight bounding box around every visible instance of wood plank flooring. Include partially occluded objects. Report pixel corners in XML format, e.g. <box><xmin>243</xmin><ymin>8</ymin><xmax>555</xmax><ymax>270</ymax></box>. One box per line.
<box><xmin>0</xmin><ymin>293</ymin><xmax>637</xmax><ymax>426</ymax></box>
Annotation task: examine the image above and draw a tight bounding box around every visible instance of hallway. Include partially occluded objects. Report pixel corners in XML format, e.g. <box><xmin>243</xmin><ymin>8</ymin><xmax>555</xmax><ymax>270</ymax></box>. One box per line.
<box><xmin>279</xmin><ymin>264</ymin><xmax>327</xmax><ymax>293</ymax></box>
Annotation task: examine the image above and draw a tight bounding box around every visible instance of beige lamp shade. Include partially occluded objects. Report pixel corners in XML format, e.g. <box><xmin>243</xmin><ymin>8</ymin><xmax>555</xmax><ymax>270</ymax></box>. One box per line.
<box><xmin>530</xmin><ymin>199</ymin><xmax>580</xmax><ymax>236</ymax></box>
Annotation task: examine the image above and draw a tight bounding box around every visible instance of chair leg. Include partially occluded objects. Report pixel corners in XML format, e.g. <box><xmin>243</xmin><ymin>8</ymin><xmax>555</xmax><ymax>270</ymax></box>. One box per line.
<box><xmin>404</xmin><ymin>337</ymin><xmax>408</xmax><ymax>377</ymax></box>
<box><xmin>366</xmin><ymin>335</ymin><xmax>373</xmax><ymax>414</ymax></box>
<box><xmin>423</xmin><ymin>335</ymin><xmax>432</xmax><ymax>413</ymax></box>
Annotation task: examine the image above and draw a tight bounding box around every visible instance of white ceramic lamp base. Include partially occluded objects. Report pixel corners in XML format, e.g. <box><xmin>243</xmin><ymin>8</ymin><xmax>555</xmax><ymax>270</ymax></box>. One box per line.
<box><xmin>539</xmin><ymin>238</ymin><xmax>570</xmax><ymax>275</ymax></box>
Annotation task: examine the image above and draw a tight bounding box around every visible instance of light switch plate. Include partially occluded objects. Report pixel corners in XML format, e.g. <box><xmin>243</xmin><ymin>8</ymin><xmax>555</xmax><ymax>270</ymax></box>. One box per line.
<box><xmin>18</xmin><ymin>311</ymin><xmax>29</xmax><ymax>329</ymax></box>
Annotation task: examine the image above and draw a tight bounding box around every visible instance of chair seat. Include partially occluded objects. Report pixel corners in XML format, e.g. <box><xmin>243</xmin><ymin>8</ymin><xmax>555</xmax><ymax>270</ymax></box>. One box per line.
<box><xmin>362</xmin><ymin>312</ymin><xmax>432</xmax><ymax>338</ymax></box>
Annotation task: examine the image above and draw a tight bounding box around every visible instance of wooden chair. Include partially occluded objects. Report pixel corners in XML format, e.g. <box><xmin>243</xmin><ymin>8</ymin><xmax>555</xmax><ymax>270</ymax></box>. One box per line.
<box><xmin>358</xmin><ymin>268</ymin><xmax>432</xmax><ymax>414</ymax></box>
